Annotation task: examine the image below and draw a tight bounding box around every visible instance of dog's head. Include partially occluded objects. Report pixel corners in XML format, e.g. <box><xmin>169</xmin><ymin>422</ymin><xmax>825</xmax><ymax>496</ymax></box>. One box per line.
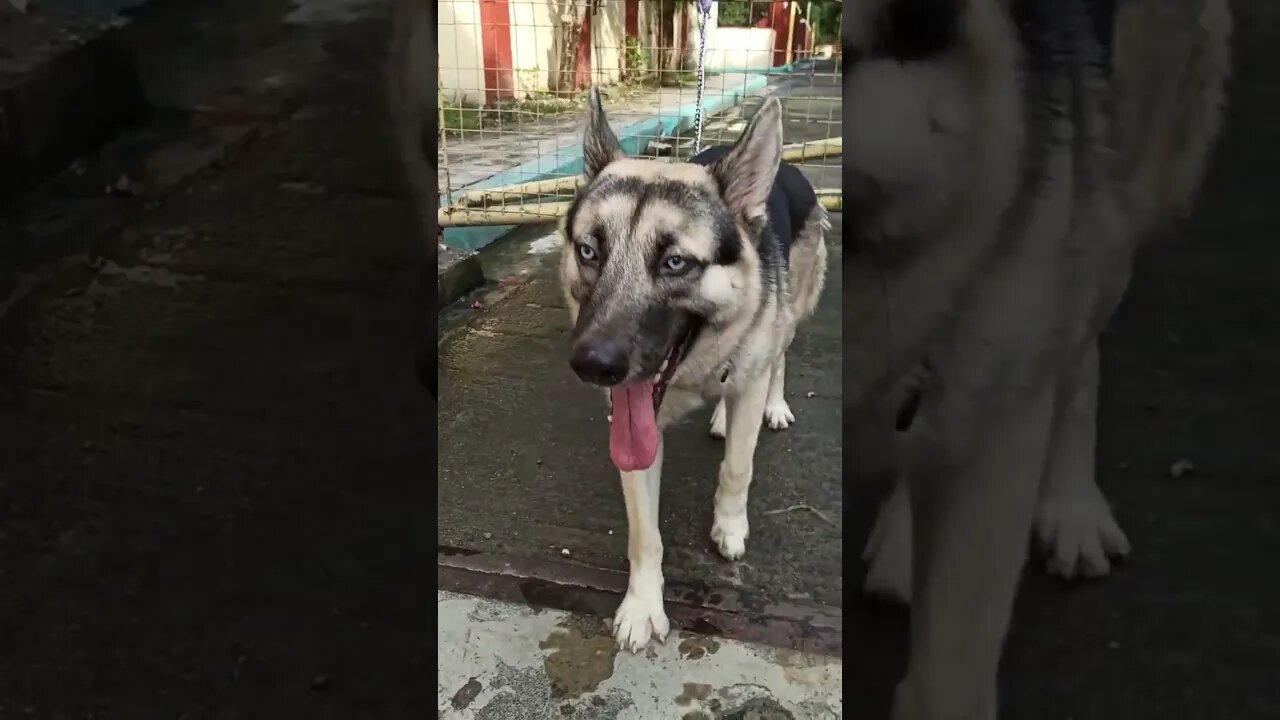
<box><xmin>561</xmin><ymin>88</ymin><xmax>784</xmax><ymax>388</ymax></box>
<box><xmin>844</xmin><ymin>0</ymin><xmax>1022</xmax><ymax>257</ymax></box>
<box><xmin>559</xmin><ymin>88</ymin><xmax>783</xmax><ymax>470</ymax></box>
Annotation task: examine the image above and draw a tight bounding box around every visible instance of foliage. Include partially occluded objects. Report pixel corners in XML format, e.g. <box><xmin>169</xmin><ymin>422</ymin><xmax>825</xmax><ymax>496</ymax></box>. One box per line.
<box><xmin>623</xmin><ymin>36</ymin><xmax>650</xmax><ymax>82</ymax></box>
<box><xmin>717</xmin><ymin>0</ymin><xmax>754</xmax><ymax>28</ymax></box>
<box><xmin>718</xmin><ymin>1</ymin><xmax>841</xmax><ymax>44</ymax></box>
<box><xmin>807</xmin><ymin>0</ymin><xmax>842</xmax><ymax>44</ymax></box>
<box><xmin>440</xmin><ymin>94</ymin><xmax>581</xmax><ymax>134</ymax></box>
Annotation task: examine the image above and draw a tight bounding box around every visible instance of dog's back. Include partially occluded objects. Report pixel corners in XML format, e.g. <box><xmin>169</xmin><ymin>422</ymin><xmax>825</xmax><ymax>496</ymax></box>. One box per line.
<box><xmin>847</xmin><ymin>3</ymin><xmax>1233</xmax><ymax>717</ymax></box>
<box><xmin>686</xmin><ymin>145</ymin><xmax>827</xmax><ymax>324</ymax></box>
<box><xmin>686</xmin><ymin>146</ymin><xmax>818</xmax><ymax>259</ymax></box>
<box><xmin>1112</xmin><ymin>0</ymin><xmax>1232</xmax><ymax>235</ymax></box>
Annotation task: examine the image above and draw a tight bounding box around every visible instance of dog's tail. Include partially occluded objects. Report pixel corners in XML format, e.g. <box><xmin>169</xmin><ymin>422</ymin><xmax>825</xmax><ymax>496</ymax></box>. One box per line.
<box><xmin>1112</xmin><ymin>0</ymin><xmax>1232</xmax><ymax>236</ymax></box>
<box><xmin>789</xmin><ymin>203</ymin><xmax>830</xmax><ymax>324</ymax></box>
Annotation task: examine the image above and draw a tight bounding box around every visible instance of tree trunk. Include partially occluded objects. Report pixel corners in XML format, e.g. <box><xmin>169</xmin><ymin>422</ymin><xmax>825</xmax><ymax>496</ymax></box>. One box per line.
<box><xmin>552</xmin><ymin>0</ymin><xmax>591</xmax><ymax>96</ymax></box>
<box><xmin>653</xmin><ymin>0</ymin><xmax>680</xmax><ymax>85</ymax></box>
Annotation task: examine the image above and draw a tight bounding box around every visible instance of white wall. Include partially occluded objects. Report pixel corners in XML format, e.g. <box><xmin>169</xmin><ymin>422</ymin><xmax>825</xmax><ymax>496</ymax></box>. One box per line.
<box><xmin>591</xmin><ymin>0</ymin><xmax>626</xmax><ymax>85</ymax></box>
<box><xmin>508</xmin><ymin>0</ymin><xmax>625</xmax><ymax>97</ymax></box>
<box><xmin>440</xmin><ymin>0</ymin><xmax>637</xmax><ymax>105</ymax></box>
<box><xmin>703</xmin><ymin>27</ymin><xmax>776</xmax><ymax>71</ymax></box>
<box><xmin>439</xmin><ymin>0</ymin><xmax>487</xmax><ymax>106</ymax></box>
<box><xmin>682</xmin><ymin>2</ymin><xmax>776</xmax><ymax>71</ymax></box>
<box><xmin>507</xmin><ymin>0</ymin><xmax>555</xmax><ymax>95</ymax></box>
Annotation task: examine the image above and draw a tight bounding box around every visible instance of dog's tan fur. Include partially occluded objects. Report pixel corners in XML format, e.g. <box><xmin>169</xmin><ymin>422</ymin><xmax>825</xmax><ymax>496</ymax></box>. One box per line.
<box><xmin>846</xmin><ymin>2</ymin><xmax>1231</xmax><ymax>718</ymax></box>
<box><xmin>559</xmin><ymin>91</ymin><xmax>828</xmax><ymax>651</ymax></box>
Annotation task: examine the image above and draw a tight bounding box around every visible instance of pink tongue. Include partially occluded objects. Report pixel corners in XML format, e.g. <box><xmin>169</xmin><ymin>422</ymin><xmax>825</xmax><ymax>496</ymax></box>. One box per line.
<box><xmin>609</xmin><ymin>382</ymin><xmax>659</xmax><ymax>471</ymax></box>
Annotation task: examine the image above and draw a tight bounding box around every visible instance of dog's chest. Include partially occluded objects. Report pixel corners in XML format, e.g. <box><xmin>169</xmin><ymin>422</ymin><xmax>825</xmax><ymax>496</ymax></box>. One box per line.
<box><xmin>658</xmin><ymin>334</ymin><xmax>781</xmax><ymax>427</ymax></box>
<box><xmin>719</xmin><ymin>331</ymin><xmax>780</xmax><ymax>389</ymax></box>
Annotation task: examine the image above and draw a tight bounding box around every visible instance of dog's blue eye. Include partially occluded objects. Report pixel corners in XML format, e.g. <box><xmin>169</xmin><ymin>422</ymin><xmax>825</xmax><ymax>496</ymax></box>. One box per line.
<box><xmin>664</xmin><ymin>255</ymin><xmax>687</xmax><ymax>273</ymax></box>
<box><xmin>577</xmin><ymin>243</ymin><xmax>597</xmax><ymax>262</ymax></box>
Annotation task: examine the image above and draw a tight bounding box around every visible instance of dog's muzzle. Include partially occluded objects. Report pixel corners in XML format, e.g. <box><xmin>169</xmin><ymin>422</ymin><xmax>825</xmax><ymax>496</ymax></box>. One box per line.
<box><xmin>569</xmin><ymin>339</ymin><xmax>629</xmax><ymax>386</ymax></box>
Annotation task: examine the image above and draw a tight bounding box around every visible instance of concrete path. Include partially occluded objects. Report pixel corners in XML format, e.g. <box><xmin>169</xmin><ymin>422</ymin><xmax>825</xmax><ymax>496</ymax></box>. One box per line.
<box><xmin>0</xmin><ymin>0</ymin><xmax>146</xmax><ymax>197</ymax></box>
<box><xmin>437</xmin><ymin>73</ymin><xmax>844</xmax><ymax>609</ymax></box>
<box><xmin>437</xmin><ymin>590</ymin><xmax>841</xmax><ymax>719</ymax></box>
<box><xmin>1</xmin><ymin>1</ymin><xmax>431</xmax><ymax>717</ymax></box>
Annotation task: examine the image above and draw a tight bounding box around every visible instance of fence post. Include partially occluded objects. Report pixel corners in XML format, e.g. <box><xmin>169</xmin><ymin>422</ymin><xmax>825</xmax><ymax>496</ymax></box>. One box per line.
<box><xmin>784</xmin><ymin>0</ymin><xmax>798</xmax><ymax>66</ymax></box>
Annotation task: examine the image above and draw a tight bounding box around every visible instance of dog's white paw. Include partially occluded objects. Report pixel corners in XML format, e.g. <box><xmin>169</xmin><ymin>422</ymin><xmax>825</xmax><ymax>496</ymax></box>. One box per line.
<box><xmin>709</xmin><ymin>399</ymin><xmax>726</xmax><ymax>439</ymax></box>
<box><xmin>611</xmin><ymin>591</ymin><xmax>670</xmax><ymax>652</ymax></box>
<box><xmin>1035</xmin><ymin>488</ymin><xmax>1130</xmax><ymax>579</ymax></box>
<box><xmin>764</xmin><ymin>400</ymin><xmax>795</xmax><ymax>430</ymax></box>
<box><xmin>862</xmin><ymin>484</ymin><xmax>912</xmax><ymax>604</ymax></box>
<box><xmin>711</xmin><ymin>512</ymin><xmax>749</xmax><ymax>561</ymax></box>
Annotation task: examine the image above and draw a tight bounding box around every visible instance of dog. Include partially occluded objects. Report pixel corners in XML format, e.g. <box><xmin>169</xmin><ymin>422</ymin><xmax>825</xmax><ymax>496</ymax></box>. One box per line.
<box><xmin>845</xmin><ymin>1</ymin><xmax>1230</xmax><ymax>717</ymax></box>
<box><xmin>559</xmin><ymin>88</ymin><xmax>829</xmax><ymax>651</ymax></box>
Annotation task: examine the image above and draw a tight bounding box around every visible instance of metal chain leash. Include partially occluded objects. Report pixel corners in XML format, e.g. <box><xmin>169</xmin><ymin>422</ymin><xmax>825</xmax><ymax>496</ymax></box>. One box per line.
<box><xmin>691</xmin><ymin>0</ymin><xmax>712</xmax><ymax>154</ymax></box>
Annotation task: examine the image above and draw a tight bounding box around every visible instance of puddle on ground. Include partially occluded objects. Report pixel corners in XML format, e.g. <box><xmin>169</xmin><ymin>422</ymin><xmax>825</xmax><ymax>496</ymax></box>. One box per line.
<box><xmin>539</xmin><ymin>615</ymin><xmax>619</xmax><ymax>699</ymax></box>
<box><xmin>678</xmin><ymin>633</ymin><xmax>722</xmax><ymax>660</ymax></box>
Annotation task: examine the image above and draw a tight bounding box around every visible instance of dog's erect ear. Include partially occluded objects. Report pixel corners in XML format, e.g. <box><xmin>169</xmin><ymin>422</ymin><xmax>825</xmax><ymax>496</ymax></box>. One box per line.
<box><xmin>712</xmin><ymin>96</ymin><xmax>783</xmax><ymax>224</ymax></box>
<box><xmin>583</xmin><ymin>86</ymin><xmax>623</xmax><ymax>180</ymax></box>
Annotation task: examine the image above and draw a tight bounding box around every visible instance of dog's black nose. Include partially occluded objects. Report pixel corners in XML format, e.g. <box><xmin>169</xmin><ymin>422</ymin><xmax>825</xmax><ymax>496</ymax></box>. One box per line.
<box><xmin>569</xmin><ymin>340</ymin><xmax>629</xmax><ymax>386</ymax></box>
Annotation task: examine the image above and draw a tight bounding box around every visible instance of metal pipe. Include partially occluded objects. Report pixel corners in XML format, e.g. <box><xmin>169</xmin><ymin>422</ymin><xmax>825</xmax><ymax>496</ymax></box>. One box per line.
<box><xmin>439</xmin><ymin>187</ymin><xmax>843</xmax><ymax>228</ymax></box>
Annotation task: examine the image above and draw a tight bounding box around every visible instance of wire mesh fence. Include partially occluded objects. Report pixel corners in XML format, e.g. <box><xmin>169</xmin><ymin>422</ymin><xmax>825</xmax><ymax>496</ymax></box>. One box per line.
<box><xmin>436</xmin><ymin>0</ymin><xmax>842</xmax><ymax>233</ymax></box>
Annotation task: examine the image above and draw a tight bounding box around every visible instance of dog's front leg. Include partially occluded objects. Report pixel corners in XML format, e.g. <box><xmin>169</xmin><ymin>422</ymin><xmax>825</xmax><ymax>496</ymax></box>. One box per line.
<box><xmin>764</xmin><ymin>353</ymin><xmax>796</xmax><ymax>430</ymax></box>
<box><xmin>612</xmin><ymin>435</ymin><xmax>670</xmax><ymax>651</ymax></box>
<box><xmin>893</xmin><ymin>384</ymin><xmax>1056</xmax><ymax>720</ymax></box>
<box><xmin>712</xmin><ymin>370</ymin><xmax>770</xmax><ymax>560</ymax></box>
<box><xmin>1035</xmin><ymin>339</ymin><xmax>1130</xmax><ymax>578</ymax></box>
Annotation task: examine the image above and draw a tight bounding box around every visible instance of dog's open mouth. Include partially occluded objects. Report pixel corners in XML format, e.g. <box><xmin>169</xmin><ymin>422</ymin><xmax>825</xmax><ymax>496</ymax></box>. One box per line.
<box><xmin>608</xmin><ymin>319</ymin><xmax>702</xmax><ymax>472</ymax></box>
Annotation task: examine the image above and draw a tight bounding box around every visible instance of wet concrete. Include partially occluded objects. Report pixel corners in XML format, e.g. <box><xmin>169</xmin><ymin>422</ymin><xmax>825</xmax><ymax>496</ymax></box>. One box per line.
<box><xmin>437</xmin><ymin>590</ymin><xmax>841</xmax><ymax>719</ymax></box>
<box><xmin>0</xmin><ymin>1</ymin><xmax>146</xmax><ymax>198</ymax></box>
<box><xmin>538</xmin><ymin>615</ymin><xmax>620</xmax><ymax>699</ymax></box>
<box><xmin>437</xmin><ymin>67</ymin><xmax>845</xmax><ymax>611</ymax></box>
<box><xmin>0</xmin><ymin>1</ymin><xmax>430</xmax><ymax>717</ymax></box>
<box><xmin>438</xmin><ymin>245</ymin><xmax>484</xmax><ymax>310</ymax></box>
<box><xmin>437</xmin><ymin>218</ymin><xmax>843</xmax><ymax>610</ymax></box>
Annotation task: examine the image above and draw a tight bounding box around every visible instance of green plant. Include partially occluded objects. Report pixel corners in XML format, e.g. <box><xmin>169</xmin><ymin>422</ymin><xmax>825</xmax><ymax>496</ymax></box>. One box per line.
<box><xmin>440</xmin><ymin>107</ymin><xmax>484</xmax><ymax>133</ymax></box>
<box><xmin>516</xmin><ymin>66</ymin><xmax>541</xmax><ymax>92</ymax></box>
<box><xmin>623</xmin><ymin>36</ymin><xmax>650</xmax><ymax>82</ymax></box>
<box><xmin>439</xmin><ymin>93</ymin><xmax>582</xmax><ymax>135</ymax></box>
<box><xmin>808</xmin><ymin>0</ymin><xmax>842</xmax><ymax>45</ymax></box>
<box><xmin>717</xmin><ymin>0</ymin><xmax>753</xmax><ymax>27</ymax></box>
